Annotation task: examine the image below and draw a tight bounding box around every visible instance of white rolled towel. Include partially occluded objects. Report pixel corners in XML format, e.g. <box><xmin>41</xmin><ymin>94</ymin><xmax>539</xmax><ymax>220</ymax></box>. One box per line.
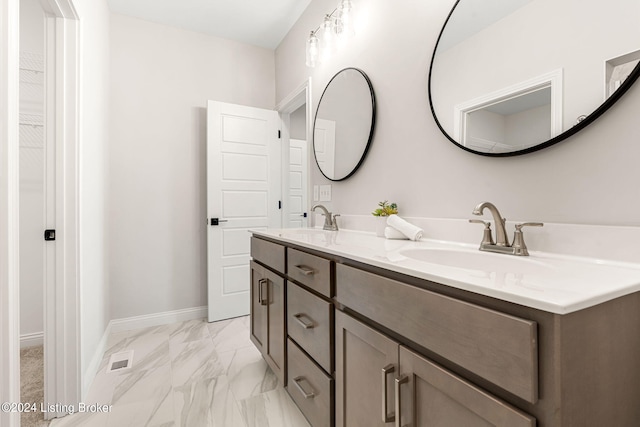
<box><xmin>387</xmin><ymin>214</ymin><xmax>424</xmax><ymax>241</ymax></box>
<box><xmin>384</xmin><ymin>226</ymin><xmax>408</xmax><ymax>240</ymax></box>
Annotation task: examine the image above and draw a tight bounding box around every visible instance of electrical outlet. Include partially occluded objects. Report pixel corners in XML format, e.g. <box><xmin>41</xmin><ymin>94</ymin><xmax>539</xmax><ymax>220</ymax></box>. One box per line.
<box><xmin>319</xmin><ymin>184</ymin><xmax>332</xmax><ymax>202</ymax></box>
<box><xmin>313</xmin><ymin>185</ymin><xmax>319</xmax><ymax>201</ymax></box>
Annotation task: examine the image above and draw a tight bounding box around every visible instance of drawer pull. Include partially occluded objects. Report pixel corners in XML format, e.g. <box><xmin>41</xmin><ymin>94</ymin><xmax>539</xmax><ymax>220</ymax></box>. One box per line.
<box><xmin>381</xmin><ymin>364</ymin><xmax>396</xmax><ymax>423</ymax></box>
<box><xmin>293</xmin><ymin>376</ymin><xmax>316</xmax><ymax>399</ymax></box>
<box><xmin>294</xmin><ymin>265</ymin><xmax>315</xmax><ymax>276</ymax></box>
<box><xmin>293</xmin><ymin>313</ymin><xmax>315</xmax><ymax>329</ymax></box>
<box><xmin>258</xmin><ymin>279</ymin><xmax>268</xmax><ymax>306</ymax></box>
<box><xmin>395</xmin><ymin>375</ymin><xmax>408</xmax><ymax>427</ymax></box>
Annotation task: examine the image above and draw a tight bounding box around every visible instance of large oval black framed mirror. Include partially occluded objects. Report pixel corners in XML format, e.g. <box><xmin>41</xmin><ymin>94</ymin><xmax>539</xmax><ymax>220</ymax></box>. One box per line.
<box><xmin>313</xmin><ymin>67</ymin><xmax>376</xmax><ymax>180</ymax></box>
<box><xmin>428</xmin><ymin>0</ymin><xmax>640</xmax><ymax>156</ymax></box>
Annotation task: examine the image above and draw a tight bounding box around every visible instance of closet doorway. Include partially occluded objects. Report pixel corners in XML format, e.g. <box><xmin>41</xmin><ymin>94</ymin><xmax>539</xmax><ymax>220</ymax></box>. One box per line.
<box><xmin>3</xmin><ymin>0</ymin><xmax>82</xmax><ymax>424</ymax></box>
<box><xmin>19</xmin><ymin>1</ymin><xmax>49</xmax><ymax>423</ymax></box>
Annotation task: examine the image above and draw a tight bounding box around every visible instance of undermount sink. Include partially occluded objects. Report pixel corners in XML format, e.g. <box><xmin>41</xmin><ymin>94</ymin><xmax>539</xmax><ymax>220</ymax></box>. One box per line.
<box><xmin>399</xmin><ymin>247</ymin><xmax>555</xmax><ymax>275</ymax></box>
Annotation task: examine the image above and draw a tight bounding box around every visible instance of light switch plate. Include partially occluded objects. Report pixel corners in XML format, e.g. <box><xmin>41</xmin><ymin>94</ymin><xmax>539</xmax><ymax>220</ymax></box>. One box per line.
<box><xmin>313</xmin><ymin>185</ymin><xmax>319</xmax><ymax>201</ymax></box>
<box><xmin>319</xmin><ymin>184</ymin><xmax>332</xmax><ymax>202</ymax></box>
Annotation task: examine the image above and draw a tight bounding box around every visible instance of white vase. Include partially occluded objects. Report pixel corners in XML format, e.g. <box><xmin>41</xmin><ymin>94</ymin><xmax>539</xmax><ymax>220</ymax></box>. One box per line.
<box><xmin>375</xmin><ymin>216</ymin><xmax>388</xmax><ymax>237</ymax></box>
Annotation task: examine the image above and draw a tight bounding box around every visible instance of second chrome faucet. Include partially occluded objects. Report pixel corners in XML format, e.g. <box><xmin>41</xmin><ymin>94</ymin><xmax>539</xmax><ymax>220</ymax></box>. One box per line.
<box><xmin>312</xmin><ymin>204</ymin><xmax>340</xmax><ymax>231</ymax></box>
<box><xmin>469</xmin><ymin>202</ymin><xmax>542</xmax><ymax>256</ymax></box>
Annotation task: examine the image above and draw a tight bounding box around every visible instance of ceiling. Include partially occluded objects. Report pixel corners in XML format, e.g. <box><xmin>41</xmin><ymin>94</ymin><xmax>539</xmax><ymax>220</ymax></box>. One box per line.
<box><xmin>107</xmin><ymin>0</ymin><xmax>313</xmax><ymax>49</ymax></box>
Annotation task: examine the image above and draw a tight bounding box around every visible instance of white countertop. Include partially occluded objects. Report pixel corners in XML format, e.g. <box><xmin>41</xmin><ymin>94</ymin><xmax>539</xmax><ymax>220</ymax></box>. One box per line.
<box><xmin>252</xmin><ymin>228</ymin><xmax>640</xmax><ymax>315</ymax></box>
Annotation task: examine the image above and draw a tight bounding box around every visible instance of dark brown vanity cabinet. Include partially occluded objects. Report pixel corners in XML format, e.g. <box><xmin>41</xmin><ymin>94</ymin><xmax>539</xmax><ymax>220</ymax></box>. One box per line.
<box><xmin>286</xmin><ymin>248</ymin><xmax>334</xmax><ymax>427</ymax></box>
<box><xmin>335</xmin><ymin>310</ymin><xmax>535</xmax><ymax>427</ymax></box>
<box><xmin>250</xmin><ymin>236</ymin><xmax>335</xmax><ymax>427</ymax></box>
<box><xmin>250</xmin><ymin>238</ymin><xmax>286</xmax><ymax>385</ymax></box>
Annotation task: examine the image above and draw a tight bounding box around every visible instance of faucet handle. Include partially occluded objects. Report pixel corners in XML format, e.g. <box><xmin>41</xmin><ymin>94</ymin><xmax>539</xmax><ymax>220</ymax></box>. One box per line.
<box><xmin>512</xmin><ymin>222</ymin><xmax>543</xmax><ymax>256</ymax></box>
<box><xmin>469</xmin><ymin>219</ymin><xmax>494</xmax><ymax>245</ymax></box>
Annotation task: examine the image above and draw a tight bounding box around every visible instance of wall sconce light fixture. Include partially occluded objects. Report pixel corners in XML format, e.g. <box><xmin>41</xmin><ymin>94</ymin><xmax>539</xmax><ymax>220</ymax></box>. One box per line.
<box><xmin>306</xmin><ymin>0</ymin><xmax>356</xmax><ymax>68</ymax></box>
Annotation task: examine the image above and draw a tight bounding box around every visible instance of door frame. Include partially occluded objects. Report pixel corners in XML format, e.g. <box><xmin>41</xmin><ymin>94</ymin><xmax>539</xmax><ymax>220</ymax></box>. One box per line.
<box><xmin>41</xmin><ymin>0</ymin><xmax>81</xmax><ymax>417</ymax></box>
<box><xmin>276</xmin><ymin>78</ymin><xmax>313</xmax><ymax>228</ymax></box>
<box><xmin>1</xmin><ymin>0</ymin><xmax>81</xmax><ymax>423</ymax></box>
<box><xmin>1</xmin><ymin>1</ymin><xmax>22</xmax><ymax>425</ymax></box>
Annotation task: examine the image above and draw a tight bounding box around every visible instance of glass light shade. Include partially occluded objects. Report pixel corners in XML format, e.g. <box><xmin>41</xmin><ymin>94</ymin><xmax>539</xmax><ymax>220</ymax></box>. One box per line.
<box><xmin>321</xmin><ymin>14</ymin><xmax>336</xmax><ymax>60</ymax></box>
<box><xmin>337</xmin><ymin>0</ymin><xmax>355</xmax><ymax>39</ymax></box>
<box><xmin>306</xmin><ymin>31</ymin><xmax>320</xmax><ymax>68</ymax></box>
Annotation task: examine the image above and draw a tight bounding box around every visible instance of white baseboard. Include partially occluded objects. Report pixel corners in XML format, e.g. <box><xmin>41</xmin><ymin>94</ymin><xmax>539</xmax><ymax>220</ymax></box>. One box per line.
<box><xmin>20</xmin><ymin>332</ymin><xmax>44</xmax><ymax>348</ymax></box>
<box><xmin>109</xmin><ymin>306</ymin><xmax>208</xmax><ymax>334</ymax></box>
<box><xmin>82</xmin><ymin>306</ymin><xmax>208</xmax><ymax>398</ymax></box>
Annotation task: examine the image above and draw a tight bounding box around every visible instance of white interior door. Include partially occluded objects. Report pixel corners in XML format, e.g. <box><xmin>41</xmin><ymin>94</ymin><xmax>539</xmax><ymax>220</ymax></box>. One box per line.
<box><xmin>207</xmin><ymin>100</ymin><xmax>281</xmax><ymax>322</ymax></box>
<box><xmin>287</xmin><ymin>139</ymin><xmax>308</xmax><ymax>227</ymax></box>
<box><xmin>313</xmin><ymin>118</ymin><xmax>335</xmax><ymax>178</ymax></box>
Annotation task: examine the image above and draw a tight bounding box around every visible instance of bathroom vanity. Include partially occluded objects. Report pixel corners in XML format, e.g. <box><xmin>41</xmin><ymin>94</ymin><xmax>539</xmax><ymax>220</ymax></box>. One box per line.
<box><xmin>249</xmin><ymin>229</ymin><xmax>640</xmax><ymax>427</ymax></box>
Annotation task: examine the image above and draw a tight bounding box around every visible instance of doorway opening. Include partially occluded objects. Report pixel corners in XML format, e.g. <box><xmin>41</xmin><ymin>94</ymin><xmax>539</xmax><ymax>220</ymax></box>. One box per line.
<box><xmin>454</xmin><ymin>69</ymin><xmax>563</xmax><ymax>153</ymax></box>
<box><xmin>19</xmin><ymin>1</ymin><xmax>48</xmax><ymax>425</ymax></box>
<box><xmin>277</xmin><ymin>79</ymin><xmax>312</xmax><ymax>229</ymax></box>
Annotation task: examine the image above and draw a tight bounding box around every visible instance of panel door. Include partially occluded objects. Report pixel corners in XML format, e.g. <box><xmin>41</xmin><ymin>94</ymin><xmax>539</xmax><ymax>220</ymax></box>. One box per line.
<box><xmin>207</xmin><ymin>100</ymin><xmax>281</xmax><ymax>322</ymax></box>
<box><xmin>313</xmin><ymin>118</ymin><xmax>335</xmax><ymax>178</ymax></box>
<box><xmin>336</xmin><ymin>310</ymin><xmax>399</xmax><ymax>427</ymax></box>
<box><xmin>397</xmin><ymin>346</ymin><xmax>536</xmax><ymax>427</ymax></box>
<box><xmin>287</xmin><ymin>138</ymin><xmax>308</xmax><ymax>227</ymax></box>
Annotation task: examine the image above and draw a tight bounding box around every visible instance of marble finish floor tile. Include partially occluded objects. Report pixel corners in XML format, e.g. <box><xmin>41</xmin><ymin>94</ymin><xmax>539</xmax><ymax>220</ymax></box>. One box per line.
<box><xmin>226</xmin><ymin>346</ymin><xmax>278</xmax><ymax>401</ymax></box>
<box><xmin>238</xmin><ymin>387</ymin><xmax>310</xmax><ymax>427</ymax></box>
<box><xmin>170</xmin><ymin>338</ymin><xmax>230</xmax><ymax>387</ymax></box>
<box><xmin>111</xmin><ymin>364</ymin><xmax>173</xmax><ymax>406</ymax></box>
<box><xmin>207</xmin><ymin>316</ymin><xmax>253</xmax><ymax>353</ymax></box>
<box><xmin>107</xmin><ymin>393</ymin><xmax>175</xmax><ymax>427</ymax></box>
<box><xmin>50</xmin><ymin>316</ymin><xmax>306</xmax><ymax>427</ymax></box>
<box><xmin>168</xmin><ymin>319</ymin><xmax>211</xmax><ymax>347</ymax></box>
<box><xmin>174</xmin><ymin>376</ymin><xmax>246</xmax><ymax>427</ymax></box>
<box><xmin>99</xmin><ymin>328</ymin><xmax>171</xmax><ymax>374</ymax></box>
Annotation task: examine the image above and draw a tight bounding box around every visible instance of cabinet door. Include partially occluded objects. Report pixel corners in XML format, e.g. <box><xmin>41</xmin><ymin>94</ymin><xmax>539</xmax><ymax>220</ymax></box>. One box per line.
<box><xmin>265</xmin><ymin>268</ymin><xmax>285</xmax><ymax>385</ymax></box>
<box><xmin>249</xmin><ymin>261</ymin><xmax>268</xmax><ymax>354</ymax></box>
<box><xmin>336</xmin><ymin>310</ymin><xmax>398</xmax><ymax>427</ymax></box>
<box><xmin>397</xmin><ymin>346</ymin><xmax>536</xmax><ymax>427</ymax></box>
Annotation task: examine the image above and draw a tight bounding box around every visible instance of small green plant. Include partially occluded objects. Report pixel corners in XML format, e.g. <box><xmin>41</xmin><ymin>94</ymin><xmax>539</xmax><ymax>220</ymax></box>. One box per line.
<box><xmin>372</xmin><ymin>201</ymin><xmax>398</xmax><ymax>217</ymax></box>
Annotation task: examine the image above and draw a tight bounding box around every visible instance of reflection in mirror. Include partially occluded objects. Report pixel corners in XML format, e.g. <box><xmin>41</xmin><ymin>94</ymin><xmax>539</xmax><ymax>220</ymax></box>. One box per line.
<box><xmin>313</xmin><ymin>68</ymin><xmax>375</xmax><ymax>180</ymax></box>
<box><xmin>429</xmin><ymin>0</ymin><xmax>640</xmax><ymax>156</ymax></box>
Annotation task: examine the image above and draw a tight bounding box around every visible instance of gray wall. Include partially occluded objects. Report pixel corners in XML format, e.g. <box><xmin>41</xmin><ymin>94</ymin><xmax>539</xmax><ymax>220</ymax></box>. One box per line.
<box><xmin>108</xmin><ymin>14</ymin><xmax>276</xmax><ymax>320</ymax></box>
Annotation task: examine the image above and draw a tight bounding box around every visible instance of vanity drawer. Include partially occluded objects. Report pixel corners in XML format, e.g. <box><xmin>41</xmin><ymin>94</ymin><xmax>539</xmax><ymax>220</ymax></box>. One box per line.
<box><xmin>287</xmin><ymin>338</ymin><xmax>333</xmax><ymax>427</ymax></box>
<box><xmin>335</xmin><ymin>263</ymin><xmax>538</xmax><ymax>404</ymax></box>
<box><xmin>287</xmin><ymin>248</ymin><xmax>332</xmax><ymax>297</ymax></box>
<box><xmin>251</xmin><ymin>237</ymin><xmax>285</xmax><ymax>274</ymax></box>
<box><xmin>288</xmin><ymin>282</ymin><xmax>333</xmax><ymax>373</ymax></box>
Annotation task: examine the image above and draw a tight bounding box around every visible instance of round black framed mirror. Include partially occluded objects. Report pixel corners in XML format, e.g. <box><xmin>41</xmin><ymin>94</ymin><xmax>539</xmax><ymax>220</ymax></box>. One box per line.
<box><xmin>313</xmin><ymin>67</ymin><xmax>376</xmax><ymax>180</ymax></box>
<box><xmin>428</xmin><ymin>0</ymin><xmax>640</xmax><ymax>156</ymax></box>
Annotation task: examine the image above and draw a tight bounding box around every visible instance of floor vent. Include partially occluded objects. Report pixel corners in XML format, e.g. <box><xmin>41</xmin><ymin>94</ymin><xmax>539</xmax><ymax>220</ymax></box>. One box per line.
<box><xmin>106</xmin><ymin>350</ymin><xmax>134</xmax><ymax>374</ymax></box>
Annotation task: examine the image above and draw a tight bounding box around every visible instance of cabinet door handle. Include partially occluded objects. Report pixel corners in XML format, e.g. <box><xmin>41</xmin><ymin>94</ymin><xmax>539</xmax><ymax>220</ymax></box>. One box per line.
<box><xmin>293</xmin><ymin>376</ymin><xmax>316</xmax><ymax>399</ymax></box>
<box><xmin>381</xmin><ymin>364</ymin><xmax>395</xmax><ymax>423</ymax></box>
<box><xmin>259</xmin><ymin>279</ymin><xmax>268</xmax><ymax>306</ymax></box>
<box><xmin>395</xmin><ymin>375</ymin><xmax>409</xmax><ymax>427</ymax></box>
<box><xmin>294</xmin><ymin>265</ymin><xmax>315</xmax><ymax>276</ymax></box>
<box><xmin>293</xmin><ymin>313</ymin><xmax>315</xmax><ymax>329</ymax></box>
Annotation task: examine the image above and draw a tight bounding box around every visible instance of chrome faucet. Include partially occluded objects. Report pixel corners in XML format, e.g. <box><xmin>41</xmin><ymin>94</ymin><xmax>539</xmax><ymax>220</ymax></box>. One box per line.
<box><xmin>472</xmin><ymin>202</ymin><xmax>509</xmax><ymax>246</ymax></box>
<box><xmin>470</xmin><ymin>202</ymin><xmax>543</xmax><ymax>256</ymax></box>
<box><xmin>312</xmin><ymin>204</ymin><xmax>340</xmax><ymax>231</ymax></box>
